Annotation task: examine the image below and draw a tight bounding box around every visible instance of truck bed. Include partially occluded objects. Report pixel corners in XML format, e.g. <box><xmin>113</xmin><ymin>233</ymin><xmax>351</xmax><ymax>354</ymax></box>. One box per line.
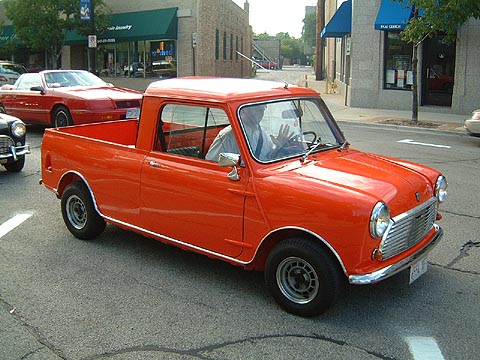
<box><xmin>49</xmin><ymin>119</ymin><xmax>139</xmax><ymax>146</ymax></box>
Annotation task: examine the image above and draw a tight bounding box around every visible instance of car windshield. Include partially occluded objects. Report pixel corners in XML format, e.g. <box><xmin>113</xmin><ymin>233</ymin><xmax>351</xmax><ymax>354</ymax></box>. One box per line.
<box><xmin>0</xmin><ymin>63</ymin><xmax>26</xmax><ymax>75</ymax></box>
<box><xmin>238</xmin><ymin>98</ymin><xmax>345</xmax><ymax>163</ymax></box>
<box><xmin>44</xmin><ymin>71</ymin><xmax>107</xmax><ymax>88</ymax></box>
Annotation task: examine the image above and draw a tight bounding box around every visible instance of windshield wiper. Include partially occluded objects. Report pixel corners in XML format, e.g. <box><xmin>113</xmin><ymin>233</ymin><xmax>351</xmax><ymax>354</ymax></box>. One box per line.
<box><xmin>301</xmin><ymin>141</ymin><xmax>324</xmax><ymax>162</ymax></box>
<box><xmin>337</xmin><ymin>140</ymin><xmax>349</xmax><ymax>152</ymax></box>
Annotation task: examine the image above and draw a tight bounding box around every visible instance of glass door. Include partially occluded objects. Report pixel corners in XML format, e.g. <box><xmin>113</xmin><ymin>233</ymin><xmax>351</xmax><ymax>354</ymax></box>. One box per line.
<box><xmin>422</xmin><ymin>35</ymin><xmax>456</xmax><ymax>106</ymax></box>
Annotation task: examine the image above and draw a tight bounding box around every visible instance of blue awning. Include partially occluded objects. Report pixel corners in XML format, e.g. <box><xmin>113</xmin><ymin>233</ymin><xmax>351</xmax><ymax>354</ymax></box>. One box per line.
<box><xmin>374</xmin><ymin>0</ymin><xmax>413</xmax><ymax>31</ymax></box>
<box><xmin>321</xmin><ymin>0</ymin><xmax>352</xmax><ymax>38</ymax></box>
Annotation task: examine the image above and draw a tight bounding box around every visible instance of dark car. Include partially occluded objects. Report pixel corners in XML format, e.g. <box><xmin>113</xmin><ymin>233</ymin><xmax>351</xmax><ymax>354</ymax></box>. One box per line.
<box><xmin>0</xmin><ymin>113</ymin><xmax>30</xmax><ymax>172</ymax></box>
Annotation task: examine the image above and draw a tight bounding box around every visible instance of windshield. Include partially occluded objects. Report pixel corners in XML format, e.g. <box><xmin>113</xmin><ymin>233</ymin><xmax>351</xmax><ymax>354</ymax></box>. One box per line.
<box><xmin>44</xmin><ymin>71</ymin><xmax>107</xmax><ymax>88</ymax></box>
<box><xmin>0</xmin><ymin>63</ymin><xmax>26</xmax><ymax>75</ymax></box>
<box><xmin>238</xmin><ymin>98</ymin><xmax>345</xmax><ymax>162</ymax></box>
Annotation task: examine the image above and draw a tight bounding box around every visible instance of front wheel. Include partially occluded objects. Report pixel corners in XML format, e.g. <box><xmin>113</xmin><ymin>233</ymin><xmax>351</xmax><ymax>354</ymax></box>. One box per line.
<box><xmin>61</xmin><ymin>182</ymin><xmax>106</xmax><ymax>240</ymax></box>
<box><xmin>265</xmin><ymin>238</ymin><xmax>341</xmax><ymax>317</ymax></box>
<box><xmin>3</xmin><ymin>156</ymin><xmax>25</xmax><ymax>172</ymax></box>
<box><xmin>52</xmin><ymin>106</ymin><xmax>72</xmax><ymax>127</ymax></box>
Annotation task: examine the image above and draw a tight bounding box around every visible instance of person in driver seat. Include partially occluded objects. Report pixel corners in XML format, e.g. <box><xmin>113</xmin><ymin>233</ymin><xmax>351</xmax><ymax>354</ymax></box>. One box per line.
<box><xmin>206</xmin><ymin>104</ymin><xmax>293</xmax><ymax>162</ymax></box>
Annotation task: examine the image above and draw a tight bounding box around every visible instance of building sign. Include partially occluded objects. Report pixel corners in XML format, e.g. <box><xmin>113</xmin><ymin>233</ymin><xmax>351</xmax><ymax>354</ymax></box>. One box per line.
<box><xmin>80</xmin><ymin>0</ymin><xmax>91</xmax><ymax>21</ymax></box>
<box><xmin>151</xmin><ymin>41</ymin><xmax>175</xmax><ymax>61</ymax></box>
<box><xmin>378</xmin><ymin>24</ymin><xmax>403</xmax><ymax>30</ymax></box>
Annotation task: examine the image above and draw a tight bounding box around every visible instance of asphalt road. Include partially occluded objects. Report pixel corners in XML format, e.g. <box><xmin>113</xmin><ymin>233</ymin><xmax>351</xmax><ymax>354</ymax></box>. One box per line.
<box><xmin>1</xmin><ymin>81</ymin><xmax>479</xmax><ymax>359</ymax></box>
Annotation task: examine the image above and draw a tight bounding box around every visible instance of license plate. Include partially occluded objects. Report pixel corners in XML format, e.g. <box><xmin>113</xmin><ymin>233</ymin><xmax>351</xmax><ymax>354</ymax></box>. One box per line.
<box><xmin>126</xmin><ymin>108</ymin><xmax>140</xmax><ymax>119</ymax></box>
<box><xmin>409</xmin><ymin>257</ymin><xmax>429</xmax><ymax>284</ymax></box>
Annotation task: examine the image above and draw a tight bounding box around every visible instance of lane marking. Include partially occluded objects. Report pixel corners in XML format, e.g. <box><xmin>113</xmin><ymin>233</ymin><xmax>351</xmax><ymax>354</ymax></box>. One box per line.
<box><xmin>406</xmin><ymin>337</ymin><xmax>445</xmax><ymax>360</ymax></box>
<box><xmin>398</xmin><ymin>139</ymin><xmax>451</xmax><ymax>148</ymax></box>
<box><xmin>0</xmin><ymin>213</ymin><xmax>32</xmax><ymax>238</ymax></box>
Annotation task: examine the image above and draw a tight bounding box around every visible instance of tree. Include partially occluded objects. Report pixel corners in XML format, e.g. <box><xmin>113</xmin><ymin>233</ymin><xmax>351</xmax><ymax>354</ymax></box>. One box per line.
<box><xmin>399</xmin><ymin>0</ymin><xmax>480</xmax><ymax>121</ymax></box>
<box><xmin>4</xmin><ymin>0</ymin><xmax>109</xmax><ymax>69</ymax></box>
<box><xmin>302</xmin><ymin>11</ymin><xmax>317</xmax><ymax>50</ymax></box>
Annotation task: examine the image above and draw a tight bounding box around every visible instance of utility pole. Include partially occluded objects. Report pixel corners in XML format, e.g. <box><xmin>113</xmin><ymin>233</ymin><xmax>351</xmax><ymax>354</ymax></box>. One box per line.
<box><xmin>91</xmin><ymin>0</ymin><xmax>96</xmax><ymax>74</ymax></box>
<box><xmin>315</xmin><ymin>0</ymin><xmax>324</xmax><ymax>80</ymax></box>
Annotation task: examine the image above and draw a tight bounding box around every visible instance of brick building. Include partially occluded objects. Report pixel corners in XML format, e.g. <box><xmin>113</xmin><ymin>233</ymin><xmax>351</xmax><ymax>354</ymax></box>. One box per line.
<box><xmin>321</xmin><ymin>0</ymin><xmax>480</xmax><ymax>115</ymax></box>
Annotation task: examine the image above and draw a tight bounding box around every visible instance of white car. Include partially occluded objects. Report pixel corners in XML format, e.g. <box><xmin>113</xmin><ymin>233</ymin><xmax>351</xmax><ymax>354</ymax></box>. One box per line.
<box><xmin>0</xmin><ymin>61</ymin><xmax>27</xmax><ymax>86</ymax></box>
<box><xmin>464</xmin><ymin>109</ymin><xmax>480</xmax><ymax>137</ymax></box>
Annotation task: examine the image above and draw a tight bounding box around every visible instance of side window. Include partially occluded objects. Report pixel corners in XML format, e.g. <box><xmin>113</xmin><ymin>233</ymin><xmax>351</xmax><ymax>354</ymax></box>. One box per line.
<box><xmin>155</xmin><ymin>104</ymin><xmax>229</xmax><ymax>159</ymax></box>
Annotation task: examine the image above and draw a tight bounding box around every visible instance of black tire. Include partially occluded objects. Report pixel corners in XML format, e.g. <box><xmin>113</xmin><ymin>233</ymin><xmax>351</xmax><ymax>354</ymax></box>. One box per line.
<box><xmin>61</xmin><ymin>182</ymin><xmax>106</xmax><ymax>240</ymax></box>
<box><xmin>4</xmin><ymin>156</ymin><xmax>25</xmax><ymax>172</ymax></box>
<box><xmin>265</xmin><ymin>238</ymin><xmax>341</xmax><ymax>317</ymax></box>
<box><xmin>52</xmin><ymin>106</ymin><xmax>72</xmax><ymax>127</ymax></box>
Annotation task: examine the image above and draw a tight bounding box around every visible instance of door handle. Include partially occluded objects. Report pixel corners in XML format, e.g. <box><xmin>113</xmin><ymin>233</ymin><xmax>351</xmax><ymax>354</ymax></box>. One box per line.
<box><xmin>149</xmin><ymin>160</ymin><xmax>161</xmax><ymax>167</ymax></box>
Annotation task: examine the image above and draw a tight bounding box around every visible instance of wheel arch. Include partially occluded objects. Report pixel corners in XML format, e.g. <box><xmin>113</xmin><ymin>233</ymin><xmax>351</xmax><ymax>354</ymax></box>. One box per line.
<box><xmin>248</xmin><ymin>226</ymin><xmax>347</xmax><ymax>275</ymax></box>
<box><xmin>57</xmin><ymin>171</ymin><xmax>100</xmax><ymax>214</ymax></box>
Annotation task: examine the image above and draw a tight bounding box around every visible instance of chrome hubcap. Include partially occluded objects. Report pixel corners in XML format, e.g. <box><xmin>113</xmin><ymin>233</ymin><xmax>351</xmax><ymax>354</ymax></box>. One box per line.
<box><xmin>66</xmin><ymin>195</ymin><xmax>87</xmax><ymax>229</ymax></box>
<box><xmin>276</xmin><ymin>256</ymin><xmax>319</xmax><ymax>304</ymax></box>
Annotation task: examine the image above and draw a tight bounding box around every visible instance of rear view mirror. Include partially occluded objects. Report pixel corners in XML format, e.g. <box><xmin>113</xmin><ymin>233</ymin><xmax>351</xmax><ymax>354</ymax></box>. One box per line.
<box><xmin>218</xmin><ymin>153</ymin><xmax>241</xmax><ymax>181</ymax></box>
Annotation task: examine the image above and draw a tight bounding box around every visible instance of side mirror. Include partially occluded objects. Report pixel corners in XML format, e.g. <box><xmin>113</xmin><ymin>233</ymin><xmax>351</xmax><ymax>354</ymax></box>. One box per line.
<box><xmin>30</xmin><ymin>86</ymin><xmax>45</xmax><ymax>94</ymax></box>
<box><xmin>219</xmin><ymin>152</ymin><xmax>241</xmax><ymax>181</ymax></box>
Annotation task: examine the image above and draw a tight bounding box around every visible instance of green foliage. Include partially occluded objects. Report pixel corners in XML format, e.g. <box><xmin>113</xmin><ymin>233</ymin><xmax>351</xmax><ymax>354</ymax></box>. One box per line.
<box><xmin>254</xmin><ymin>32</ymin><xmax>303</xmax><ymax>60</ymax></box>
<box><xmin>4</xmin><ymin>0</ymin><xmax>110</xmax><ymax>57</ymax></box>
<box><xmin>399</xmin><ymin>0</ymin><xmax>480</xmax><ymax>44</ymax></box>
<box><xmin>302</xmin><ymin>11</ymin><xmax>317</xmax><ymax>48</ymax></box>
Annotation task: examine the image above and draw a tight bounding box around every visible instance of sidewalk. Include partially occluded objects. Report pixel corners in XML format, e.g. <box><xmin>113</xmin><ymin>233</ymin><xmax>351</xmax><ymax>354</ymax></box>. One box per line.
<box><xmin>300</xmin><ymin>74</ymin><xmax>467</xmax><ymax>134</ymax></box>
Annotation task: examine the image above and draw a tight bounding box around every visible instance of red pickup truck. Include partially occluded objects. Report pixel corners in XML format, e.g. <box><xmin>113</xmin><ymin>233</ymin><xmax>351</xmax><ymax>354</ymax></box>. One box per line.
<box><xmin>41</xmin><ymin>77</ymin><xmax>447</xmax><ymax>317</ymax></box>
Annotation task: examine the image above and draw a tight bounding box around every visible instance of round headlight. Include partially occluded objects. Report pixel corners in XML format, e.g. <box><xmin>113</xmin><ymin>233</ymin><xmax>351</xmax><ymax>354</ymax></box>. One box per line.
<box><xmin>435</xmin><ymin>175</ymin><xmax>448</xmax><ymax>203</ymax></box>
<box><xmin>11</xmin><ymin>120</ymin><xmax>26</xmax><ymax>138</ymax></box>
<box><xmin>370</xmin><ymin>202</ymin><xmax>391</xmax><ymax>238</ymax></box>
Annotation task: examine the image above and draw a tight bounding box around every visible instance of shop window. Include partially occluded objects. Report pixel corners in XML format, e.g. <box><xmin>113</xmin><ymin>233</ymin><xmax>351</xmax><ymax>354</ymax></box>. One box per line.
<box><xmin>236</xmin><ymin>36</ymin><xmax>239</xmax><ymax>61</ymax></box>
<box><xmin>384</xmin><ymin>32</ymin><xmax>413</xmax><ymax>90</ymax></box>
<box><xmin>223</xmin><ymin>32</ymin><xmax>227</xmax><ymax>61</ymax></box>
<box><xmin>215</xmin><ymin>29</ymin><xmax>220</xmax><ymax>61</ymax></box>
<box><xmin>230</xmin><ymin>33</ymin><xmax>233</xmax><ymax>61</ymax></box>
<box><xmin>96</xmin><ymin>40</ymin><xmax>176</xmax><ymax>79</ymax></box>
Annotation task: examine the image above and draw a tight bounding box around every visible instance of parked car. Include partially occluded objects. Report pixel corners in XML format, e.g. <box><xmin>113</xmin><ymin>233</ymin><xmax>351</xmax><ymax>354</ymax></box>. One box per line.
<box><xmin>464</xmin><ymin>109</ymin><xmax>480</xmax><ymax>137</ymax></box>
<box><xmin>0</xmin><ymin>61</ymin><xmax>27</xmax><ymax>86</ymax></box>
<box><xmin>0</xmin><ymin>70</ymin><xmax>142</xmax><ymax>127</ymax></box>
<box><xmin>0</xmin><ymin>113</ymin><xmax>30</xmax><ymax>172</ymax></box>
<box><xmin>259</xmin><ymin>60</ymin><xmax>279</xmax><ymax>70</ymax></box>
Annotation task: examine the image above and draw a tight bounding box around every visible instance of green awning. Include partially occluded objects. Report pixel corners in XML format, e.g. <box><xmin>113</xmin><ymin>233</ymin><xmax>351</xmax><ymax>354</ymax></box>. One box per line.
<box><xmin>66</xmin><ymin>7</ymin><xmax>178</xmax><ymax>45</ymax></box>
<box><xmin>0</xmin><ymin>25</ymin><xmax>21</xmax><ymax>45</ymax></box>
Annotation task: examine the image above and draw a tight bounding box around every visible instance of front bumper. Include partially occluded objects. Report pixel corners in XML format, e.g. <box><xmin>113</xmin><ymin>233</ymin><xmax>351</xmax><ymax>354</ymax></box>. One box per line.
<box><xmin>0</xmin><ymin>143</ymin><xmax>31</xmax><ymax>163</ymax></box>
<box><xmin>348</xmin><ymin>224</ymin><xmax>443</xmax><ymax>285</ymax></box>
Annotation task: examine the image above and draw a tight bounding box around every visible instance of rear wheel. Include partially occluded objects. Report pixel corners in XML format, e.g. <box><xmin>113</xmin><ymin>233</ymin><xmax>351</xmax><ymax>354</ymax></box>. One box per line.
<box><xmin>61</xmin><ymin>182</ymin><xmax>106</xmax><ymax>240</ymax></box>
<box><xmin>265</xmin><ymin>238</ymin><xmax>341</xmax><ymax>317</ymax></box>
<box><xmin>52</xmin><ymin>106</ymin><xmax>72</xmax><ymax>127</ymax></box>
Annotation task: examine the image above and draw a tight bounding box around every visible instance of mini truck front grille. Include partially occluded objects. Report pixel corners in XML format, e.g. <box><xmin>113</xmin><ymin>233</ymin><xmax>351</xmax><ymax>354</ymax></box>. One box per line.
<box><xmin>0</xmin><ymin>135</ymin><xmax>14</xmax><ymax>155</ymax></box>
<box><xmin>379</xmin><ymin>197</ymin><xmax>438</xmax><ymax>260</ymax></box>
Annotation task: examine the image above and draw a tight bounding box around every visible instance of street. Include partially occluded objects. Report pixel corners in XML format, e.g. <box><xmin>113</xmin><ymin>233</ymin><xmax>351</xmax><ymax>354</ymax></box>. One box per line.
<box><xmin>1</xmin><ymin>79</ymin><xmax>479</xmax><ymax>359</ymax></box>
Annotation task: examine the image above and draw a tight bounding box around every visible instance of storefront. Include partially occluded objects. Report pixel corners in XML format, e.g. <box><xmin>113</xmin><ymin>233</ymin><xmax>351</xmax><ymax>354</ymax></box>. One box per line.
<box><xmin>65</xmin><ymin>8</ymin><xmax>178</xmax><ymax>79</ymax></box>
<box><xmin>322</xmin><ymin>0</ymin><xmax>478</xmax><ymax>114</ymax></box>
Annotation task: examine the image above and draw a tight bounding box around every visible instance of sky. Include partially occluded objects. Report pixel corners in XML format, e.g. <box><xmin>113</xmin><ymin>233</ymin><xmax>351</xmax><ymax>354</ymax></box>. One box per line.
<box><xmin>232</xmin><ymin>0</ymin><xmax>317</xmax><ymax>38</ymax></box>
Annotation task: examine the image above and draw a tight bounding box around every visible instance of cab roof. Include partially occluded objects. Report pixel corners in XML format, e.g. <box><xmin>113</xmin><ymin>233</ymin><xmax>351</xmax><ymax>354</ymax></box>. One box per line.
<box><xmin>145</xmin><ymin>77</ymin><xmax>319</xmax><ymax>103</ymax></box>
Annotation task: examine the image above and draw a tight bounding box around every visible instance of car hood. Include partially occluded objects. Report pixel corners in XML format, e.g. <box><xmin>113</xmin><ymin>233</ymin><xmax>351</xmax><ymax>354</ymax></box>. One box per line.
<box><xmin>283</xmin><ymin>149</ymin><xmax>435</xmax><ymax>214</ymax></box>
<box><xmin>53</xmin><ymin>86</ymin><xmax>142</xmax><ymax>100</ymax></box>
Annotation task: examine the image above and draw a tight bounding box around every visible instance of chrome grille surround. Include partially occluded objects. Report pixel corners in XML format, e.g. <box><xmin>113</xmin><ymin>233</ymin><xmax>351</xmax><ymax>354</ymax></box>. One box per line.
<box><xmin>0</xmin><ymin>135</ymin><xmax>14</xmax><ymax>155</ymax></box>
<box><xmin>379</xmin><ymin>197</ymin><xmax>438</xmax><ymax>260</ymax></box>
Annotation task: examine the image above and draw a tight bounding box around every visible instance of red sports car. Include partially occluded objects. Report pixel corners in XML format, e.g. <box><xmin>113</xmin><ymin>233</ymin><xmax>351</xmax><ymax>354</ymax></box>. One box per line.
<box><xmin>0</xmin><ymin>70</ymin><xmax>142</xmax><ymax>127</ymax></box>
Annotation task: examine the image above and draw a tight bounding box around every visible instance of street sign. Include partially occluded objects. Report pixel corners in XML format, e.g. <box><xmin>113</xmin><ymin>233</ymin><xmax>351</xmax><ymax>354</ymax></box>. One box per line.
<box><xmin>88</xmin><ymin>35</ymin><xmax>97</xmax><ymax>48</ymax></box>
